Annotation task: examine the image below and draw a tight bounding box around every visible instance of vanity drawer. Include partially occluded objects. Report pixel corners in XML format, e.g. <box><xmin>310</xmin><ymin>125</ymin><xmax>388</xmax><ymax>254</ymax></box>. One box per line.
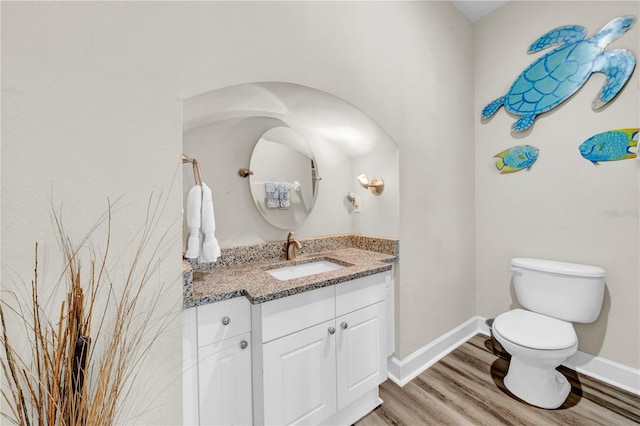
<box><xmin>197</xmin><ymin>297</ymin><xmax>251</xmax><ymax>347</ymax></box>
<box><xmin>335</xmin><ymin>271</ymin><xmax>388</xmax><ymax>317</ymax></box>
<box><xmin>259</xmin><ymin>285</ymin><xmax>335</xmax><ymax>343</ymax></box>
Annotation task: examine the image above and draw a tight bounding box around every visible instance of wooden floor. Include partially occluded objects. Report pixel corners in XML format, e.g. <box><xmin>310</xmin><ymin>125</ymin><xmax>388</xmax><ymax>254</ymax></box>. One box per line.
<box><xmin>357</xmin><ymin>335</ymin><xmax>640</xmax><ymax>426</ymax></box>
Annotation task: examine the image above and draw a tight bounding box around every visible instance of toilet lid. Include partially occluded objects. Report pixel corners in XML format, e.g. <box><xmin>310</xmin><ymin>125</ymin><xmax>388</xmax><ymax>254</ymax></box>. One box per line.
<box><xmin>493</xmin><ymin>309</ymin><xmax>577</xmax><ymax>350</ymax></box>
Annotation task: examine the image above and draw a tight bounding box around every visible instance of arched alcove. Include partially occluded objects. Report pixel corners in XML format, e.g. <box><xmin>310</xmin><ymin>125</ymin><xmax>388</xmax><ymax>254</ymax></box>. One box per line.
<box><xmin>182</xmin><ymin>82</ymin><xmax>399</xmax><ymax>247</ymax></box>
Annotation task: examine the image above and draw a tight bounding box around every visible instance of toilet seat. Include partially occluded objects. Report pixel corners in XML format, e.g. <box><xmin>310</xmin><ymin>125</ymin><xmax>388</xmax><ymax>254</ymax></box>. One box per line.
<box><xmin>494</xmin><ymin>309</ymin><xmax>577</xmax><ymax>350</ymax></box>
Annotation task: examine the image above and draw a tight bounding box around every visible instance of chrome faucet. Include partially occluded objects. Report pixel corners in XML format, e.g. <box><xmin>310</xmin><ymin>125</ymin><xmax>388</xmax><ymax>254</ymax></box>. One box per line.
<box><xmin>286</xmin><ymin>231</ymin><xmax>302</xmax><ymax>260</ymax></box>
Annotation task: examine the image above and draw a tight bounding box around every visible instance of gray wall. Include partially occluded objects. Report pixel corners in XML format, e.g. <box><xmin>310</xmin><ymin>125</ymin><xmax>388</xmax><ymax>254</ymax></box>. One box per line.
<box><xmin>2</xmin><ymin>2</ymin><xmax>476</xmax><ymax>423</ymax></box>
<box><xmin>474</xmin><ymin>1</ymin><xmax>640</xmax><ymax>368</ymax></box>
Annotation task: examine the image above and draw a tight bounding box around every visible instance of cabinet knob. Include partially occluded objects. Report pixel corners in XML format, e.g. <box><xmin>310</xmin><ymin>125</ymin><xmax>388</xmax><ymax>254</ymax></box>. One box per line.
<box><xmin>341</xmin><ymin>322</ymin><xmax>348</xmax><ymax>330</ymax></box>
<box><xmin>328</xmin><ymin>327</ymin><xmax>336</xmax><ymax>335</ymax></box>
<box><xmin>222</xmin><ymin>316</ymin><xmax>231</xmax><ymax>326</ymax></box>
<box><xmin>240</xmin><ymin>340</ymin><xmax>248</xmax><ymax>350</ymax></box>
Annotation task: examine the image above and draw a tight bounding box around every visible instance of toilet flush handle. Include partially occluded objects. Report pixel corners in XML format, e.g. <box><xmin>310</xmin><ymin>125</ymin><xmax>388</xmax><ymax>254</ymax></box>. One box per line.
<box><xmin>510</xmin><ymin>267</ymin><xmax>524</xmax><ymax>274</ymax></box>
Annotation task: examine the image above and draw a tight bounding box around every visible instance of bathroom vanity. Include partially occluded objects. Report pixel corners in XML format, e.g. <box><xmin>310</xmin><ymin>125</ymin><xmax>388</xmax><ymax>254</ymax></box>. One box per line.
<box><xmin>253</xmin><ymin>270</ymin><xmax>390</xmax><ymax>425</ymax></box>
<box><xmin>182</xmin><ymin>235</ymin><xmax>397</xmax><ymax>426</ymax></box>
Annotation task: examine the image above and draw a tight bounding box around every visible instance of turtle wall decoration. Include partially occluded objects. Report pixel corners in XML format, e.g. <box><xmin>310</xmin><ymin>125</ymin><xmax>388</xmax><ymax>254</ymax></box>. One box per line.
<box><xmin>482</xmin><ymin>16</ymin><xmax>637</xmax><ymax>132</ymax></box>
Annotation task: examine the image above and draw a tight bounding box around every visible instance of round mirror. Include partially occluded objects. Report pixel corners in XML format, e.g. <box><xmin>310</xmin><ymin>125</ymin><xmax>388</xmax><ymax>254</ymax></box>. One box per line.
<box><xmin>248</xmin><ymin>127</ymin><xmax>320</xmax><ymax>229</ymax></box>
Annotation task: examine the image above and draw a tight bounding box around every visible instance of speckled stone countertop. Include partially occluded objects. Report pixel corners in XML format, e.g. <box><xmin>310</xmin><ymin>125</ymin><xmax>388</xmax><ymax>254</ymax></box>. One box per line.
<box><xmin>183</xmin><ymin>234</ymin><xmax>398</xmax><ymax>308</ymax></box>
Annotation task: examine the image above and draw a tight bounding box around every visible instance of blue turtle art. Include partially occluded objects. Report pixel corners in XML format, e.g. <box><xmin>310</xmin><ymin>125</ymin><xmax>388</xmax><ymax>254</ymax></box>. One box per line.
<box><xmin>494</xmin><ymin>145</ymin><xmax>539</xmax><ymax>173</ymax></box>
<box><xmin>579</xmin><ymin>128</ymin><xmax>639</xmax><ymax>164</ymax></box>
<box><xmin>482</xmin><ymin>16</ymin><xmax>637</xmax><ymax>132</ymax></box>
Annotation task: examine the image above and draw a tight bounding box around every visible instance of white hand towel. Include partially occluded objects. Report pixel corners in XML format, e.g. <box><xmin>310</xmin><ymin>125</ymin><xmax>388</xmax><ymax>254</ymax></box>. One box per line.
<box><xmin>265</xmin><ymin>182</ymin><xmax>280</xmax><ymax>209</ymax></box>
<box><xmin>278</xmin><ymin>183</ymin><xmax>290</xmax><ymax>209</ymax></box>
<box><xmin>200</xmin><ymin>183</ymin><xmax>221</xmax><ymax>262</ymax></box>
<box><xmin>185</xmin><ymin>185</ymin><xmax>202</xmax><ymax>259</ymax></box>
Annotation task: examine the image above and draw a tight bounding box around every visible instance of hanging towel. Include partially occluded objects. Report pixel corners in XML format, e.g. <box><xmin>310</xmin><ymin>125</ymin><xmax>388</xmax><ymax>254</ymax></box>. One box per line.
<box><xmin>185</xmin><ymin>183</ymin><xmax>221</xmax><ymax>263</ymax></box>
<box><xmin>200</xmin><ymin>183</ymin><xmax>221</xmax><ymax>262</ymax></box>
<box><xmin>265</xmin><ymin>181</ymin><xmax>293</xmax><ymax>209</ymax></box>
<box><xmin>185</xmin><ymin>185</ymin><xmax>202</xmax><ymax>259</ymax></box>
<box><xmin>265</xmin><ymin>182</ymin><xmax>280</xmax><ymax>209</ymax></box>
<box><xmin>278</xmin><ymin>183</ymin><xmax>290</xmax><ymax>209</ymax></box>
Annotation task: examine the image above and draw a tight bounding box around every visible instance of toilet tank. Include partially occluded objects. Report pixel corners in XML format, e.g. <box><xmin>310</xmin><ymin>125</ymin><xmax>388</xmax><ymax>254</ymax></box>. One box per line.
<box><xmin>511</xmin><ymin>258</ymin><xmax>605</xmax><ymax>323</ymax></box>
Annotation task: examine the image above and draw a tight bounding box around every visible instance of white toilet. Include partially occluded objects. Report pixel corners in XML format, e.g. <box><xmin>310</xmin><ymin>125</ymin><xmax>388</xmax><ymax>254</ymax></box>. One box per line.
<box><xmin>492</xmin><ymin>258</ymin><xmax>605</xmax><ymax>409</ymax></box>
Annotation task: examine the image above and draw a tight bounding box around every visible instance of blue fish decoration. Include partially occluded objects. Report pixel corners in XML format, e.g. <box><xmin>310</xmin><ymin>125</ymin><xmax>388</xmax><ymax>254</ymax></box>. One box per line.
<box><xmin>579</xmin><ymin>128</ymin><xmax>639</xmax><ymax>164</ymax></box>
<box><xmin>494</xmin><ymin>145</ymin><xmax>539</xmax><ymax>173</ymax></box>
<box><xmin>482</xmin><ymin>16</ymin><xmax>637</xmax><ymax>132</ymax></box>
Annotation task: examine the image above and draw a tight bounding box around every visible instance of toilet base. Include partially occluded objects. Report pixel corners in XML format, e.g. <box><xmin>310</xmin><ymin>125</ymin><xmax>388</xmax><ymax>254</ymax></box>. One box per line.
<box><xmin>503</xmin><ymin>356</ymin><xmax>571</xmax><ymax>409</ymax></box>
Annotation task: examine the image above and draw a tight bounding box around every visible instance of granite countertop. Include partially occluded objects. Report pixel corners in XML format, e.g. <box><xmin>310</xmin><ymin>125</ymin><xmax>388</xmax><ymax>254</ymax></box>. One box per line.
<box><xmin>186</xmin><ymin>247</ymin><xmax>396</xmax><ymax>306</ymax></box>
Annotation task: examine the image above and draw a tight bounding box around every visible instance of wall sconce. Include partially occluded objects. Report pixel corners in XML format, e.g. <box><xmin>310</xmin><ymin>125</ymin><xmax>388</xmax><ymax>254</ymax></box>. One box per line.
<box><xmin>357</xmin><ymin>174</ymin><xmax>384</xmax><ymax>195</ymax></box>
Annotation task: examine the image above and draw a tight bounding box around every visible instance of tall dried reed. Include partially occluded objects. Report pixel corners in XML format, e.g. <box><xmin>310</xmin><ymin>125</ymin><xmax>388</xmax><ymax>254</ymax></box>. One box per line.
<box><xmin>1</xmin><ymin>198</ymin><xmax>178</xmax><ymax>425</ymax></box>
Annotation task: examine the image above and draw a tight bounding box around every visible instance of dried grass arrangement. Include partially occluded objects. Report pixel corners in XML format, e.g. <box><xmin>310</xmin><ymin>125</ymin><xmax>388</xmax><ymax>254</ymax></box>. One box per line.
<box><xmin>1</xmin><ymin>199</ymin><xmax>177</xmax><ymax>425</ymax></box>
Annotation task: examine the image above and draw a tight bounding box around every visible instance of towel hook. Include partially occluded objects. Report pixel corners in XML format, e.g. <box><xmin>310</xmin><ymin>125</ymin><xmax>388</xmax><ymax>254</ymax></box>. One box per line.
<box><xmin>182</xmin><ymin>154</ymin><xmax>203</xmax><ymax>185</ymax></box>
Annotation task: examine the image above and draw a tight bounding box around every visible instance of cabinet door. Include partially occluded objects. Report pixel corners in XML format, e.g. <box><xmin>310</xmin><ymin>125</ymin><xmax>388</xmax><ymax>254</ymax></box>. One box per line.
<box><xmin>336</xmin><ymin>301</ymin><xmax>386</xmax><ymax>410</ymax></box>
<box><xmin>263</xmin><ymin>320</ymin><xmax>337</xmax><ymax>425</ymax></box>
<box><xmin>198</xmin><ymin>332</ymin><xmax>252</xmax><ymax>426</ymax></box>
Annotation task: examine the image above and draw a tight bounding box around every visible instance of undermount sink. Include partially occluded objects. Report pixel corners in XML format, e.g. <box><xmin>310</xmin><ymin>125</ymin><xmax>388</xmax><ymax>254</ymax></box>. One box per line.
<box><xmin>266</xmin><ymin>259</ymin><xmax>345</xmax><ymax>281</ymax></box>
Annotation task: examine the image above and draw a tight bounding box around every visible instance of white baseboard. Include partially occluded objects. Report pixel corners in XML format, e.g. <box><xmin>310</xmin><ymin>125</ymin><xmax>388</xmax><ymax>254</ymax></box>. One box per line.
<box><xmin>563</xmin><ymin>350</ymin><xmax>640</xmax><ymax>395</ymax></box>
<box><xmin>387</xmin><ymin>317</ymin><xmax>479</xmax><ymax>387</ymax></box>
<box><xmin>388</xmin><ymin>316</ymin><xmax>640</xmax><ymax>396</ymax></box>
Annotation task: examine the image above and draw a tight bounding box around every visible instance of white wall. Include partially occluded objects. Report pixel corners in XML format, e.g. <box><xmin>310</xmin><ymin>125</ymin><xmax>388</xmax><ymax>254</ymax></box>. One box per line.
<box><xmin>390</xmin><ymin>2</ymin><xmax>476</xmax><ymax>357</ymax></box>
<box><xmin>1</xmin><ymin>2</ymin><xmax>185</xmax><ymax>424</ymax></box>
<box><xmin>475</xmin><ymin>1</ymin><xmax>640</xmax><ymax>368</ymax></box>
<box><xmin>2</xmin><ymin>2</ymin><xmax>475</xmax><ymax>422</ymax></box>
<box><xmin>352</xmin><ymin>137</ymin><xmax>401</xmax><ymax>237</ymax></box>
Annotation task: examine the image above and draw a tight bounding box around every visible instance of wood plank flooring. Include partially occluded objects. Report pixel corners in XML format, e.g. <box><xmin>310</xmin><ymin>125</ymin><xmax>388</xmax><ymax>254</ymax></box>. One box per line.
<box><xmin>357</xmin><ymin>335</ymin><xmax>640</xmax><ymax>425</ymax></box>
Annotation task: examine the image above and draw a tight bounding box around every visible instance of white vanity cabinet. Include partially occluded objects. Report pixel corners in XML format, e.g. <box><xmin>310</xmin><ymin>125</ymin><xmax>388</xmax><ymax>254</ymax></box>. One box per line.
<box><xmin>262</xmin><ymin>318</ymin><xmax>338</xmax><ymax>425</ymax></box>
<box><xmin>336</xmin><ymin>301</ymin><xmax>386</xmax><ymax>410</ymax></box>
<box><xmin>251</xmin><ymin>270</ymin><xmax>390</xmax><ymax>426</ymax></box>
<box><xmin>185</xmin><ymin>297</ymin><xmax>253</xmax><ymax>426</ymax></box>
<box><xmin>197</xmin><ymin>331</ymin><xmax>252</xmax><ymax>425</ymax></box>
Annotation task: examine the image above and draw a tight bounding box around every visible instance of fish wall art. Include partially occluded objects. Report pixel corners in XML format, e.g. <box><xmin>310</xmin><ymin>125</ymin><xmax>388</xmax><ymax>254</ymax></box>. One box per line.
<box><xmin>494</xmin><ymin>145</ymin><xmax>539</xmax><ymax>173</ymax></box>
<box><xmin>482</xmin><ymin>16</ymin><xmax>637</xmax><ymax>132</ymax></box>
<box><xmin>579</xmin><ymin>128</ymin><xmax>639</xmax><ymax>164</ymax></box>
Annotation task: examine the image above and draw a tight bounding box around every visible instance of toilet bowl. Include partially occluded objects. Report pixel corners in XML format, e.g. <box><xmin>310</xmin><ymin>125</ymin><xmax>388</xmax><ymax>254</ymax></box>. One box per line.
<box><xmin>493</xmin><ymin>258</ymin><xmax>605</xmax><ymax>409</ymax></box>
<box><xmin>493</xmin><ymin>309</ymin><xmax>578</xmax><ymax>408</ymax></box>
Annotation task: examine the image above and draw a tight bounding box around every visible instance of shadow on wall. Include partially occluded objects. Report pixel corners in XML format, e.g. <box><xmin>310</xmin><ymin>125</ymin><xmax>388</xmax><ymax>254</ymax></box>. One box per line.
<box><xmin>573</xmin><ymin>286</ymin><xmax>609</xmax><ymax>355</ymax></box>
